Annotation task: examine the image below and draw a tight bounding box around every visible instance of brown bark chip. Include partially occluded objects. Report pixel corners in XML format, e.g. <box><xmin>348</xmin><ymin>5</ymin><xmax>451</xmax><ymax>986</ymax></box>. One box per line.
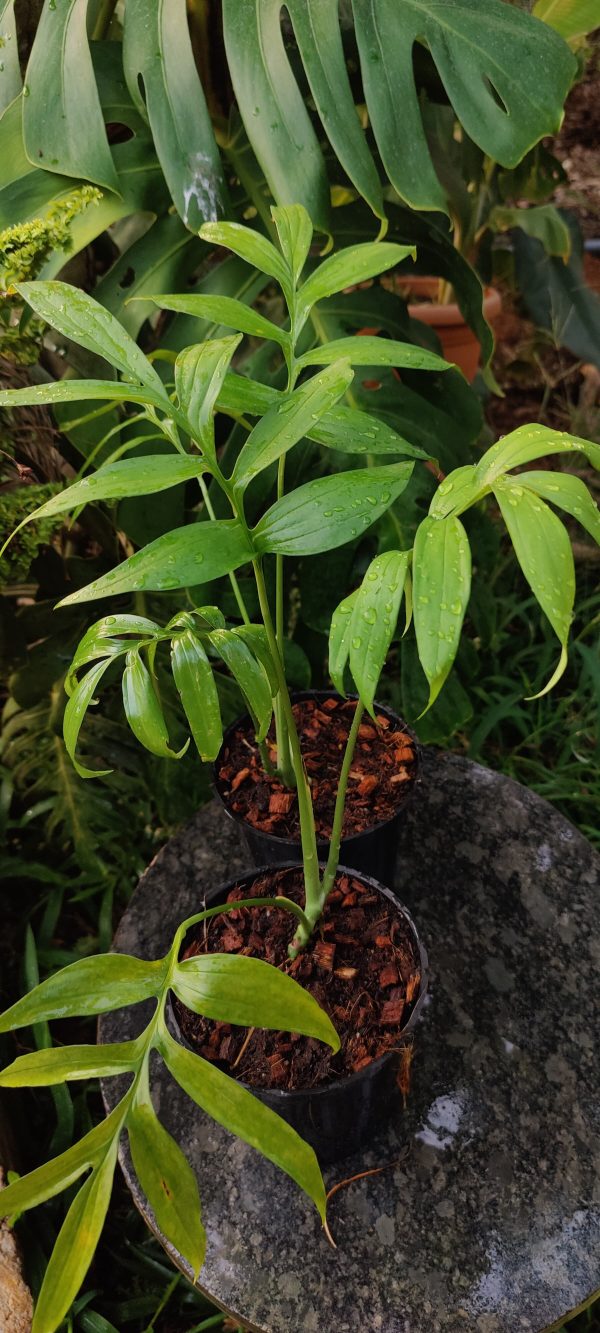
<box><xmin>217</xmin><ymin>696</ymin><xmax>418</xmax><ymax>841</ymax></box>
<box><xmin>0</xmin><ymin>1170</ymin><xmax>33</xmax><ymax>1333</ymax></box>
<box><xmin>174</xmin><ymin>866</ymin><xmax>421</xmax><ymax>1092</ymax></box>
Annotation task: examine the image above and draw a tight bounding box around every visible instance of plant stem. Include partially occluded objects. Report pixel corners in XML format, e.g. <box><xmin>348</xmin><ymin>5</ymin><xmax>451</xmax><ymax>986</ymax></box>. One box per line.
<box><xmin>320</xmin><ymin>699</ymin><xmax>365</xmax><ymax>902</ymax></box>
<box><xmin>91</xmin><ymin>0</ymin><xmax>118</xmax><ymax>39</ymax></box>
<box><xmin>272</xmin><ymin>348</ymin><xmax>298</xmax><ymax>782</ymax></box>
<box><xmin>177</xmin><ymin>894</ymin><xmax>313</xmax><ymax>945</ymax></box>
<box><xmin>198</xmin><ymin>475</ymin><xmax>251</xmax><ymax>626</ymax></box>
<box><xmin>252</xmin><ymin>559</ymin><xmax>321</xmax><ymax>923</ymax></box>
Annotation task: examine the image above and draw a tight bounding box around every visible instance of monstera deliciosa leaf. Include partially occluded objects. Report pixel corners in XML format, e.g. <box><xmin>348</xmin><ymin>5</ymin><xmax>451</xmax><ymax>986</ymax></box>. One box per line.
<box><xmin>5</xmin><ymin>0</ymin><xmax>576</xmax><ymax>243</ymax></box>
<box><xmin>223</xmin><ymin>0</ymin><xmax>575</xmax><ymax>227</ymax></box>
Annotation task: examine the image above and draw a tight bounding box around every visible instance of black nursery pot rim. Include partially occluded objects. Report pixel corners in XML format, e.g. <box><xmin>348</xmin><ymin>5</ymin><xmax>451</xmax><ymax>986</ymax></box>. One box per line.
<box><xmin>213</xmin><ymin>690</ymin><xmax>422</xmax><ymax>850</ymax></box>
<box><xmin>169</xmin><ymin>860</ymin><xmax>429</xmax><ymax>1104</ymax></box>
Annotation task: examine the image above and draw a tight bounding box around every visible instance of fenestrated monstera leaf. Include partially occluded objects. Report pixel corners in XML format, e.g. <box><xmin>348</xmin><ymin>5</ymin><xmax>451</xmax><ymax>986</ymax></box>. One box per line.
<box><xmin>223</xmin><ymin>0</ymin><xmax>575</xmax><ymax>228</ymax></box>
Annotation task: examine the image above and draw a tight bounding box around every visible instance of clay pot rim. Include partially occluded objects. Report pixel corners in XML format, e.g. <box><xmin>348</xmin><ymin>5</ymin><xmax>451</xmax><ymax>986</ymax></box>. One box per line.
<box><xmin>406</xmin><ymin>279</ymin><xmax>502</xmax><ymax>328</ymax></box>
<box><xmin>213</xmin><ymin>690</ymin><xmax>422</xmax><ymax>850</ymax></box>
<box><xmin>168</xmin><ymin>861</ymin><xmax>429</xmax><ymax>1103</ymax></box>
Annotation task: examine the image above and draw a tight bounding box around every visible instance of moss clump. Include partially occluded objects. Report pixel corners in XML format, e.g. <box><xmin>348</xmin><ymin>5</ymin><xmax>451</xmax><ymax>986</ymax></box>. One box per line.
<box><xmin>0</xmin><ymin>483</ymin><xmax>62</xmax><ymax>583</ymax></box>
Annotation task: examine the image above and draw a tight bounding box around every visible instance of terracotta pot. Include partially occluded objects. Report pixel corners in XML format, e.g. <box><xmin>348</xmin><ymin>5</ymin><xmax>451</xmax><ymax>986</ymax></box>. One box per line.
<box><xmin>405</xmin><ymin>277</ymin><xmax>502</xmax><ymax>382</ymax></box>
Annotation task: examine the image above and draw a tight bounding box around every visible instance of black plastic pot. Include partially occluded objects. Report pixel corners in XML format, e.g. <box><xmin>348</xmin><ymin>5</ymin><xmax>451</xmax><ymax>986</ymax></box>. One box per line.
<box><xmin>213</xmin><ymin>691</ymin><xmax>421</xmax><ymax>889</ymax></box>
<box><xmin>168</xmin><ymin>863</ymin><xmax>428</xmax><ymax>1165</ymax></box>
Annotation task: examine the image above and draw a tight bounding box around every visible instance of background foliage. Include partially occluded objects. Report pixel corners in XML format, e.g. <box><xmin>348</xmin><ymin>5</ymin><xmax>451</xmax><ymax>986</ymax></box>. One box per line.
<box><xmin>1</xmin><ymin>2</ymin><xmax>599</xmax><ymax>1330</ymax></box>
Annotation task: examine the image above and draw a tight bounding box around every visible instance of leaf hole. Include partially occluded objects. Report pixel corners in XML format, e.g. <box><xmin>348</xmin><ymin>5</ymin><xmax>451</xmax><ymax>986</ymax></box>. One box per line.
<box><xmin>483</xmin><ymin>76</ymin><xmax>508</xmax><ymax>115</ymax></box>
<box><xmin>118</xmin><ymin>267</ymin><xmax>136</xmax><ymax>291</ymax></box>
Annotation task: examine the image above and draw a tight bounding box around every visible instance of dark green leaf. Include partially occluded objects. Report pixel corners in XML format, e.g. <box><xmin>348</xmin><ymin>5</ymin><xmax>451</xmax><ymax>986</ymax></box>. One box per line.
<box><xmin>173</xmin><ymin>953</ymin><xmax>339</xmax><ymax>1048</ymax></box>
<box><xmin>297</xmin><ymin>336</ymin><xmax>448</xmax><ymax>372</ymax></box>
<box><xmin>517</xmin><ymin>470</ymin><xmax>600</xmax><ymax>545</ymax></box>
<box><xmin>122</xmin><ymin>649</ymin><xmax>185</xmax><ymax>759</ymax></box>
<box><xmin>63</xmin><ymin>658</ymin><xmax>114</xmax><ymax>779</ymax></box>
<box><xmin>352</xmin><ymin>0</ymin><xmax>574</xmax><ymax>211</ymax></box>
<box><xmin>488</xmin><ymin>203</ymin><xmax>571</xmax><ymax>258</ymax></box>
<box><xmin>413</xmin><ymin>515</ymin><xmax>472</xmax><ymax>708</ymax></box>
<box><xmin>0</xmin><ymin>1</ymin><xmax>21</xmax><ymax>112</ymax></box>
<box><xmin>15</xmin><ymin>283</ymin><xmax>167</xmax><ymax>395</ymax></box>
<box><xmin>271</xmin><ymin>204</ymin><xmax>313</xmax><ymax>287</ymax></box>
<box><xmin>222</xmin><ymin>0</ymin><xmax>331</xmax><ymax>236</ymax></box>
<box><xmin>282</xmin><ymin>3</ymin><xmax>385</xmax><ymax>225</ymax></box>
<box><xmin>32</xmin><ymin>1145</ymin><xmax>117</xmax><ymax>1333</ymax></box>
<box><xmin>254</xmin><ymin>463</ymin><xmax>413</xmax><ymax>556</ymax></box>
<box><xmin>349</xmin><ymin>551</ymin><xmax>410</xmax><ymax>715</ymax></box>
<box><xmin>128</xmin><ymin>1100</ymin><xmax>205</xmax><ymax>1278</ymax></box>
<box><xmin>0</xmin><ymin>1042</ymin><xmax>141</xmax><ymax>1087</ymax></box>
<box><xmin>232</xmin><ymin>360</ymin><xmax>354</xmax><ymax>492</ymax></box>
<box><xmin>159</xmin><ymin>1029</ymin><xmax>327</xmax><ymax>1220</ymax></box>
<box><xmin>171</xmin><ymin>630</ymin><xmax>222</xmax><ymax>761</ymax></box>
<box><xmin>0</xmin><ymin>955</ymin><xmax>167</xmax><ymax>1032</ymax></box>
<box><xmin>175</xmin><ymin>337</ymin><xmax>242</xmax><ymax>450</ymax></box>
<box><xmin>23</xmin><ymin>0</ymin><xmax>119</xmax><ymax>193</ymax></box>
<box><xmin>149</xmin><ymin>293</ymin><xmax>289</xmax><ymax>349</ymax></box>
<box><xmin>58</xmin><ymin>520</ymin><xmax>254</xmax><ymax>606</ymax></box>
<box><xmin>122</xmin><ymin>0</ymin><xmax>227</xmax><ymax>230</ymax></box>
<box><xmin>494</xmin><ymin>477</ymin><xmax>574</xmax><ymax>695</ymax></box>
<box><xmin>514</xmin><ymin>221</ymin><xmax>600</xmax><ymax>369</ymax></box>
<box><xmin>199</xmin><ymin>219</ymin><xmax>289</xmax><ymax>291</ymax></box>
<box><xmin>208</xmin><ymin>629</ymin><xmax>273</xmax><ymax>742</ymax></box>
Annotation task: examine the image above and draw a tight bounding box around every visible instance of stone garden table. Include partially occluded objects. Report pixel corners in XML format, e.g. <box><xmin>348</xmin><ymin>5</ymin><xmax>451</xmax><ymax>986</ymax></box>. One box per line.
<box><xmin>100</xmin><ymin>751</ymin><xmax>600</xmax><ymax>1333</ymax></box>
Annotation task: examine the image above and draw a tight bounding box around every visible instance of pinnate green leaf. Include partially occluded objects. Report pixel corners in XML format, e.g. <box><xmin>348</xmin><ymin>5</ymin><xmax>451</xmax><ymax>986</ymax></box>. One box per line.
<box><xmin>0</xmin><ymin>379</ymin><xmax>171</xmax><ymax>413</ymax></box>
<box><xmin>413</xmin><ymin>516</ymin><xmax>472</xmax><ymax>709</ymax></box>
<box><xmin>328</xmin><ymin>589</ymin><xmax>359</xmax><ymax>695</ymax></box>
<box><xmin>0</xmin><ymin>1100</ymin><xmax>126</xmax><ymax>1219</ymax></box>
<box><xmin>122</xmin><ymin>649</ymin><xmax>186</xmax><ymax>759</ymax></box>
<box><xmin>159</xmin><ymin>1029</ymin><xmax>327</xmax><ymax>1220</ymax></box>
<box><xmin>175</xmin><ymin>337</ymin><xmax>242</xmax><ymax>450</ymax></box>
<box><xmin>128</xmin><ymin>1101</ymin><xmax>205</xmax><ymax>1278</ymax></box>
<box><xmin>199</xmin><ymin>220</ymin><xmax>289</xmax><ymax>292</ymax></box>
<box><xmin>349</xmin><ymin>551</ymin><xmax>410</xmax><ymax>715</ymax></box>
<box><xmin>63</xmin><ymin>658</ymin><xmax>114</xmax><ymax>779</ymax></box>
<box><xmin>254</xmin><ymin>463</ymin><xmax>413</xmax><ymax>556</ymax></box>
<box><xmin>0</xmin><ymin>1042</ymin><xmax>141</xmax><ymax>1088</ymax></box>
<box><xmin>296</xmin><ymin>242</ymin><xmax>415</xmax><ymax>328</ymax></box>
<box><xmin>149</xmin><ymin>293</ymin><xmax>289</xmax><ymax>348</ymax></box>
<box><xmin>429</xmin><ymin>465</ymin><xmax>484</xmax><ymax>519</ymax></box>
<box><xmin>15</xmin><ymin>283</ymin><xmax>166</xmax><ymax>396</ymax></box>
<box><xmin>271</xmin><ymin>204</ymin><xmax>313</xmax><ymax>287</ymax></box>
<box><xmin>494</xmin><ymin>477</ymin><xmax>574</xmax><ymax>695</ymax></box>
<box><xmin>309</xmin><ymin>403</ymin><xmax>429</xmax><ymax>460</ymax></box>
<box><xmin>171</xmin><ymin>630</ymin><xmax>222</xmax><ymax>761</ymax></box>
<box><xmin>297</xmin><ymin>336</ymin><xmax>448</xmax><ymax>373</ymax></box>
<box><xmin>475</xmin><ymin>423</ymin><xmax>600</xmax><ymax>487</ymax></box>
<box><xmin>58</xmin><ymin>519</ymin><xmax>254</xmax><ymax>605</ymax></box>
<box><xmin>0</xmin><ymin>955</ymin><xmax>167</xmax><ymax>1033</ymax></box>
<box><xmin>31</xmin><ymin>1145</ymin><xmax>117</xmax><ymax>1333</ymax></box>
<box><xmin>517</xmin><ymin>470</ymin><xmax>600</xmax><ymax>546</ymax></box>
<box><xmin>6</xmin><ymin>457</ymin><xmax>208</xmax><ymax>552</ymax></box>
<box><xmin>173</xmin><ymin>953</ymin><xmax>340</xmax><ymax>1048</ymax></box>
<box><xmin>232</xmin><ymin>359</ymin><xmax>354</xmax><ymax>492</ymax></box>
<box><xmin>209</xmin><ymin>629</ymin><xmax>273</xmax><ymax>741</ymax></box>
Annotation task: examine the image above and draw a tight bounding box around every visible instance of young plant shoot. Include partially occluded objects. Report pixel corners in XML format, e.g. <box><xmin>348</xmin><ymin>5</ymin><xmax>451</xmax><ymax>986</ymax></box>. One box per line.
<box><xmin>1</xmin><ymin>205</ymin><xmax>599</xmax><ymax>1332</ymax></box>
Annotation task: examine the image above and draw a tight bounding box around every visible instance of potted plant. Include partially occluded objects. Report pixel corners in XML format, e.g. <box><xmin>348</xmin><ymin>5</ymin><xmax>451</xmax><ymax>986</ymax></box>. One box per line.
<box><xmin>0</xmin><ymin>205</ymin><xmax>599</xmax><ymax>1333</ymax></box>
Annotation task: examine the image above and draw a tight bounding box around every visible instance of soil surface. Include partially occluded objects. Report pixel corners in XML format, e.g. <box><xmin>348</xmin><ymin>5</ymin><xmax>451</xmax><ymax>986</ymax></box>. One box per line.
<box><xmin>173</xmin><ymin>866</ymin><xmax>422</xmax><ymax>1090</ymax></box>
<box><xmin>215</xmin><ymin>696</ymin><xmax>418</xmax><ymax>842</ymax></box>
